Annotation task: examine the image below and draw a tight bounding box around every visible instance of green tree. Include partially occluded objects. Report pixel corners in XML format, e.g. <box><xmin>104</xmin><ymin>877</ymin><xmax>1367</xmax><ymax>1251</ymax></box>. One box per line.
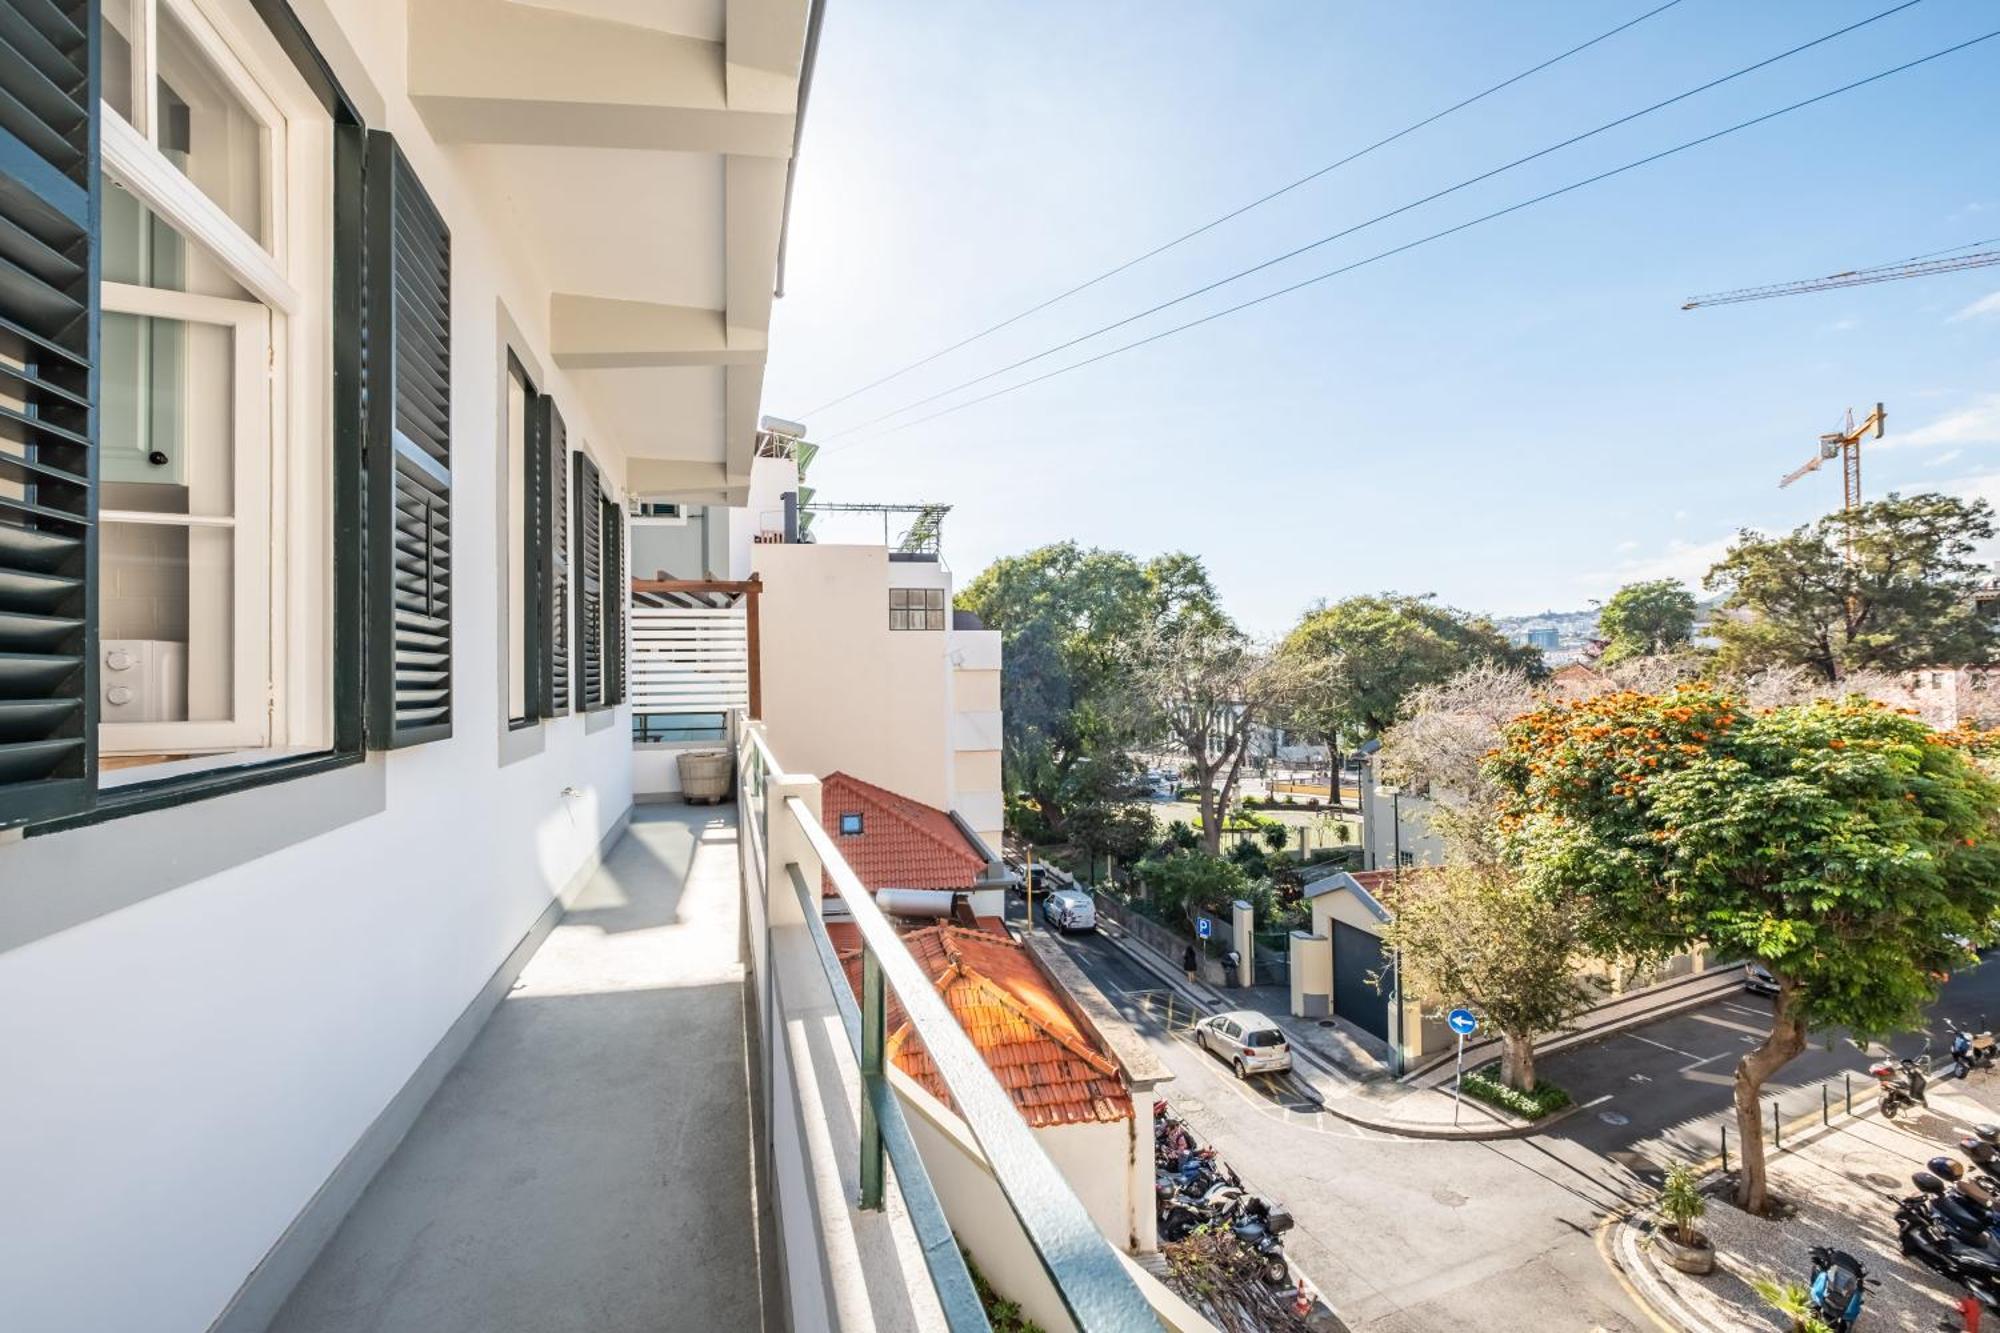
<box><xmin>1136</xmin><ymin>850</ymin><xmax>1250</xmax><ymax>933</ymax></box>
<box><xmin>1379</xmin><ymin>860</ymin><xmax>1591</xmax><ymax>1091</ymax></box>
<box><xmin>1705</xmin><ymin>492</ymin><xmax>1999</xmax><ymax>682</ymax></box>
<box><xmin>1130</xmin><ymin>603</ymin><xmax>1269</xmax><ymax>856</ymax></box>
<box><xmin>1492</xmin><ymin>687</ymin><xmax>2000</xmax><ymax>1213</ymax></box>
<box><xmin>956</xmin><ymin>543</ymin><xmax>1154</xmax><ymax>834</ymax></box>
<box><xmin>1270</xmin><ymin>595</ymin><xmax>1541</xmax><ymax>788</ymax></box>
<box><xmin>1597</xmin><ymin>579</ymin><xmax>1698</xmax><ymax>665</ymax></box>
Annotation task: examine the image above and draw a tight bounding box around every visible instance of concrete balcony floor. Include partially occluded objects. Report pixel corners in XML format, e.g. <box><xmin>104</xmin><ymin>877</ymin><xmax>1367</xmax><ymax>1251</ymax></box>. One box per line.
<box><xmin>272</xmin><ymin>805</ymin><xmax>767</xmax><ymax>1333</ymax></box>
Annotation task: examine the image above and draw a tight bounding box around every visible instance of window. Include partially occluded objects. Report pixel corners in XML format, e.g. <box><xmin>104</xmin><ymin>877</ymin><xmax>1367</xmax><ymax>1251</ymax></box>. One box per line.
<box><xmin>632</xmin><ymin>712</ymin><xmax>726</xmax><ymax>744</ymax></box>
<box><xmin>540</xmin><ymin>399</ymin><xmax>570</xmax><ymax>717</ymax></box>
<box><xmin>890</xmin><ymin>587</ymin><xmax>945</xmax><ymax>631</ymax></box>
<box><xmin>505</xmin><ymin>355</ymin><xmax>533</xmax><ymax>724</ymax></box>
<box><xmin>839</xmin><ymin>812</ymin><xmax>864</xmax><ymax>836</ymax></box>
<box><xmin>94</xmin><ymin>0</ymin><xmax>334</xmax><ymax>784</ymax></box>
<box><xmin>630</xmin><ymin>498</ymin><xmax>683</xmax><ymax>522</ymax></box>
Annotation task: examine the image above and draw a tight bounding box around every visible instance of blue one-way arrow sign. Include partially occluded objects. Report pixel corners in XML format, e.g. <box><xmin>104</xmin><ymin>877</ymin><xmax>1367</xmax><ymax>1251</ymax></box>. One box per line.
<box><xmin>1447</xmin><ymin>1008</ymin><xmax>1478</xmax><ymax>1036</ymax></box>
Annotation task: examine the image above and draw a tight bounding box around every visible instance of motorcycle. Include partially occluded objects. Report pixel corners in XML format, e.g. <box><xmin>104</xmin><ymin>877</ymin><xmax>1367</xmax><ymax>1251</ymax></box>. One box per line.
<box><xmin>1872</xmin><ymin>1052</ymin><xmax>1930</xmax><ymax>1119</ymax></box>
<box><xmin>1897</xmin><ymin>1171</ymin><xmax>2000</xmax><ymax>1307</ymax></box>
<box><xmin>1808</xmin><ymin>1246</ymin><xmax>1877</xmax><ymax>1333</ymax></box>
<box><xmin>1219</xmin><ymin>1195</ymin><xmax>1293</xmax><ymax>1286</ymax></box>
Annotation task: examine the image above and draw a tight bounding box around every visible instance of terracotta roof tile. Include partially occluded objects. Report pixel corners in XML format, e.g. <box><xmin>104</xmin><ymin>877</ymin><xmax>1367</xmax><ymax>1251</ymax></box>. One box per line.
<box><xmin>837</xmin><ymin>924</ymin><xmax>1131</xmax><ymax>1128</ymax></box>
<box><xmin>819</xmin><ymin>771</ymin><xmax>986</xmax><ymax>898</ymax></box>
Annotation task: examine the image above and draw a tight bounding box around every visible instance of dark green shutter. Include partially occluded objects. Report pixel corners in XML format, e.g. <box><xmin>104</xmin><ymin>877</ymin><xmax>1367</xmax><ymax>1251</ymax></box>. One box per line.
<box><xmin>573</xmin><ymin>450</ymin><xmax>600</xmax><ymax>711</ymax></box>
<box><xmin>539</xmin><ymin>396</ymin><xmax>568</xmax><ymax>716</ymax></box>
<box><xmin>0</xmin><ymin>0</ymin><xmax>96</xmax><ymax>830</ymax></box>
<box><xmin>601</xmin><ymin>491</ymin><xmax>622</xmax><ymax>706</ymax></box>
<box><xmin>363</xmin><ymin>133</ymin><xmax>452</xmax><ymax>748</ymax></box>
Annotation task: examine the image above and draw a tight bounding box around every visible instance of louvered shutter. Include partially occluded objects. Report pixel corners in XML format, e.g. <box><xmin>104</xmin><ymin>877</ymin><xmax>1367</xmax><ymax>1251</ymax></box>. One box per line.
<box><xmin>540</xmin><ymin>397</ymin><xmax>568</xmax><ymax>716</ymax></box>
<box><xmin>363</xmin><ymin>134</ymin><xmax>452</xmax><ymax>748</ymax></box>
<box><xmin>573</xmin><ymin>450</ymin><xmax>600</xmax><ymax>711</ymax></box>
<box><xmin>0</xmin><ymin>0</ymin><xmax>96</xmax><ymax>830</ymax></box>
<box><xmin>601</xmin><ymin>491</ymin><xmax>623</xmax><ymax>706</ymax></box>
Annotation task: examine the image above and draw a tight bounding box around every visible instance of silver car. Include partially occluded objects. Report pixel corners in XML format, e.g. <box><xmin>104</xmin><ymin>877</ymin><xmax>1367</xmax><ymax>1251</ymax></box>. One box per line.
<box><xmin>1041</xmin><ymin>888</ymin><xmax>1096</xmax><ymax>933</ymax></box>
<box><xmin>1195</xmin><ymin>1010</ymin><xmax>1293</xmax><ymax>1078</ymax></box>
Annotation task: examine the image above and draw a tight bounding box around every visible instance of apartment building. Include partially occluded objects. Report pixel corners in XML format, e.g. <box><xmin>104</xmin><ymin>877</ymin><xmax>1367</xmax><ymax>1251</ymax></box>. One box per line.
<box><xmin>0</xmin><ymin>4</ymin><xmax>1201</xmax><ymax>1329</ymax></box>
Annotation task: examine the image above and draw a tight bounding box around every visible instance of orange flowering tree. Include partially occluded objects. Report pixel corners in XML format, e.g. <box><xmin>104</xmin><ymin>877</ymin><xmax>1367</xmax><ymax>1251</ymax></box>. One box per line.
<box><xmin>1490</xmin><ymin>687</ymin><xmax>2000</xmax><ymax>1214</ymax></box>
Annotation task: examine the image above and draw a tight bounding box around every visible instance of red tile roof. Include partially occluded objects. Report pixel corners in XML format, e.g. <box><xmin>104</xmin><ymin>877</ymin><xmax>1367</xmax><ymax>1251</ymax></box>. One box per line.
<box><xmin>820</xmin><ymin>771</ymin><xmax>987</xmax><ymax>898</ymax></box>
<box><xmin>837</xmin><ymin>924</ymin><xmax>1131</xmax><ymax>1127</ymax></box>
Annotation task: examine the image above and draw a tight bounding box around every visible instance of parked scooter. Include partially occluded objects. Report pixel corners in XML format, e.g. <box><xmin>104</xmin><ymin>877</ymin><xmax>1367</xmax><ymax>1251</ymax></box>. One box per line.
<box><xmin>1951</xmin><ymin>1019</ymin><xmax>2000</xmax><ymax>1072</ymax></box>
<box><xmin>1871</xmin><ymin>1052</ymin><xmax>1931</xmax><ymax>1119</ymax></box>
<box><xmin>1807</xmin><ymin>1247</ymin><xmax>1878</xmax><ymax>1333</ymax></box>
<box><xmin>1897</xmin><ymin>1171</ymin><xmax>2000</xmax><ymax>1308</ymax></box>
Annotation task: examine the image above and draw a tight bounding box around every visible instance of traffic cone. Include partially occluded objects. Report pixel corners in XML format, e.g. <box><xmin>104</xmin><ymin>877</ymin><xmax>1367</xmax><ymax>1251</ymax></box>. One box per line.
<box><xmin>1293</xmin><ymin>1280</ymin><xmax>1312</xmax><ymax>1318</ymax></box>
<box><xmin>1962</xmin><ymin>1294</ymin><xmax>1981</xmax><ymax>1332</ymax></box>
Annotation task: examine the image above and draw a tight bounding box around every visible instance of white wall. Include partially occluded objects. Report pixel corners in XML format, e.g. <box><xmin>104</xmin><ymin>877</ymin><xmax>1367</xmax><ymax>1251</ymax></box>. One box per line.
<box><xmin>751</xmin><ymin>544</ymin><xmax>954</xmax><ymax>810</ymax></box>
<box><xmin>949</xmin><ymin>627</ymin><xmax>1004</xmax><ymax>850</ymax></box>
<box><xmin>0</xmin><ymin>0</ymin><xmax>644</xmax><ymax>1325</ymax></box>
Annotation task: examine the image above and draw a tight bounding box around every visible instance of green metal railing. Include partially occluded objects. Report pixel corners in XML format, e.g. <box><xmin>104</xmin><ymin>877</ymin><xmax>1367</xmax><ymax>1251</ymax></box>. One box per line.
<box><xmin>741</xmin><ymin>724</ymin><xmax>1159</xmax><ymax>1333</ymax></box>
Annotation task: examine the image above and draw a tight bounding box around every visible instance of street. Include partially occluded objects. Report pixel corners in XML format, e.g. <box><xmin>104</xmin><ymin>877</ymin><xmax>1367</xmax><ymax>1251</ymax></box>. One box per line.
<box><xmin>1027</xmin><ymin>907</ymin><xmax>2000</xmax><ymax>1331</ymax></box>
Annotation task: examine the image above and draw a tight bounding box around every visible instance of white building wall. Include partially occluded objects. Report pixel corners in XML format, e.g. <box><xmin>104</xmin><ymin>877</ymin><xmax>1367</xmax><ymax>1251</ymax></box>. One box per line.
<box><xmin>0</xmin><ymin>0</ymin><xmax>645</xmax><ymax>1326</ymax></box>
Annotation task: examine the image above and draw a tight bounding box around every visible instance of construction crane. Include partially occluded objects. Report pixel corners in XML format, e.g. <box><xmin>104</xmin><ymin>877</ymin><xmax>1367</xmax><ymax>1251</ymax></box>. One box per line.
<box><xmin>1780</xmin><ymin>404</ymin><xmax>1885</xmax><ymax>571</ymax></box>
<box><xmin>1683</xmin><ymin>241</ymin><xmax>2000</xmax><ymax>309</ymax></box>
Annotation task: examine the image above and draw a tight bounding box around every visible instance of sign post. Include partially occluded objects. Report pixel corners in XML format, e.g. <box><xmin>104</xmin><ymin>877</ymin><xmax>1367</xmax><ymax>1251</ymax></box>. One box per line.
<box><xmin>1447</xmin><ymin>1008</ymin><xmax>1479</xmax><ymax>1126</ymax></box>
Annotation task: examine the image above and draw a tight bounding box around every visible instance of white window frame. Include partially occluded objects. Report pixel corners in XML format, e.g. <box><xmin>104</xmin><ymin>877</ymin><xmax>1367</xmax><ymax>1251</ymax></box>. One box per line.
<box><xmin>95</xmin><ymin>0</ymin><xmax>336</xmax><ymax>773</ymax></box>
<box><xmin>99</xmin><ymin>280</ymin><xmax>272</xmax><ymax>755</ymax></box>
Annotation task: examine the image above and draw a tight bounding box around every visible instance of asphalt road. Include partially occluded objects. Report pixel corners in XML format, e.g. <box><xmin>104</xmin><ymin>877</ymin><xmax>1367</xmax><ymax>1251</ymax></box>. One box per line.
<box><xmin>1037</xmin><ymin>918</ymin><xmax>1653</xmax><ymax>1332</ymax></box>
<box><xmin>1028</xmin><ymin>904</ymin><xmax>2000</xmax><ymax>1331</ymax></box>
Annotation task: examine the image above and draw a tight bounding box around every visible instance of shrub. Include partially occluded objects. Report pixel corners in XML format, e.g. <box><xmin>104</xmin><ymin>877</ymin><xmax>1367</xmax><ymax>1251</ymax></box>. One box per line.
<box><xmin>1459</xmin><ymin>1068</ymin><xmax>1571</xmax><ymax>1120</ymax></box>
<box><xmin>1749</xmin><ymin>1273</ymin><xmax>1833</xmax><ymax>1333</ymax></box>
<box><xmin>1659</xmin><ymin>1163</ymin><xmax>1706</xmax><ymax>1245</ymax></box>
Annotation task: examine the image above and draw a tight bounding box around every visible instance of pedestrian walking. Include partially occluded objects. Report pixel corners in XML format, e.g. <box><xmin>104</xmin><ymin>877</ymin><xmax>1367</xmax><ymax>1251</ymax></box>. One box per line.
<box><xmin>1182</xmin><ymin>944</ymin><xmax>1198</xmax><ymax>983</ymax></box>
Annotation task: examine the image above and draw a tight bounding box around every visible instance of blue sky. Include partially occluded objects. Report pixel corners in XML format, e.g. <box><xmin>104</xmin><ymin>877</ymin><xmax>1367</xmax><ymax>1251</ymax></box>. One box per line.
<box><xmin>762</xmin><ymin>1</ymin><xmax>2000</xmax><ymax>635</ymax></box>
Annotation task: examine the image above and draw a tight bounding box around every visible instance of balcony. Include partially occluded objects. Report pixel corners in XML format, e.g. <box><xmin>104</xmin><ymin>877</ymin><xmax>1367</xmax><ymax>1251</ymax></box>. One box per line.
<box><xmin>270</xmin><ymin>720</ymin><xmax>1207</xmax><ymax>1331</ymax></box>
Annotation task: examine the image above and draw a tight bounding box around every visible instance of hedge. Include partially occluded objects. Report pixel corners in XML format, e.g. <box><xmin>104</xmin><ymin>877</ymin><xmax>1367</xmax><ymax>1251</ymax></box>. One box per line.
<box><xmin>1458</xmin><ymin>1068</ymin><xmax>1572</xmax><ymax>1121</ymax></box>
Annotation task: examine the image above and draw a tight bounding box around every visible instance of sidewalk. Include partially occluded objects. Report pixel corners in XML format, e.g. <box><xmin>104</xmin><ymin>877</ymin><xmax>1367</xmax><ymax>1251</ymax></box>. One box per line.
<box><xmin>1613</xmin><ymin>1071</ymin><xmax>2000</xmax><ymax>1332</ymax></box>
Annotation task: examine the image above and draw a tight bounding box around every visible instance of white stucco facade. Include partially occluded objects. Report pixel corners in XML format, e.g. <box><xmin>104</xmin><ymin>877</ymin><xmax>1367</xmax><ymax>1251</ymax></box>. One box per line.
<box><xmin>0</xmin><ymin>0</ymin><xmax>813</xmax><ymax>1327</ymax></box>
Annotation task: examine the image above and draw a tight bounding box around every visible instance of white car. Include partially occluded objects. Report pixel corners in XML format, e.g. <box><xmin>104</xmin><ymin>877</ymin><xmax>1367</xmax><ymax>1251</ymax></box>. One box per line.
<box><xmin>1040</xmin><ymin>888</ymin><xmax>1097</xmax><ymax>933</ymax></box>
<box><xmin>1195</xmin><ymin>1011</ymin><xmax>1293</xmax><ymax>1078</ymax></box>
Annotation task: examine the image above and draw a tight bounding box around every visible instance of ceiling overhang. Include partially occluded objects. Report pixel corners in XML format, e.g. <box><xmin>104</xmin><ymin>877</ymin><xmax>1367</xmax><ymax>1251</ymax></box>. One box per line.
<box><xmin>409</xmin><ymin>0</ymin><xmax>809</xmax><ymax>502</ymax></box>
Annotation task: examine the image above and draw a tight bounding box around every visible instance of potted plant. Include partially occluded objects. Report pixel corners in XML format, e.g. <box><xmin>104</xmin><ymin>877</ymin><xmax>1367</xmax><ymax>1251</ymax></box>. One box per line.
<box><xmin>1652</xmin><ymin>1164</ymin><xmax>1715</xmax><ymax>1275</ymax></box>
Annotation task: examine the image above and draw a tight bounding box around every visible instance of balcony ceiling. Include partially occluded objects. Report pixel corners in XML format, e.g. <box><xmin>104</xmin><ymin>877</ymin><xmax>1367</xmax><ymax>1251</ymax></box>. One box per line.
<box><xmin>411</xmin><ymin>0</ymin><xmax>809</xmax><ymax>501</ymax></box>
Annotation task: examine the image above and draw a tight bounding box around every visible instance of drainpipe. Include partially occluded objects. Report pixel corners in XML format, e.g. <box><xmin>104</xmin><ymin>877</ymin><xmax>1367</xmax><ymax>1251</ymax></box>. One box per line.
<box><xmin>782</xmin><ymin>491</ymin><xmax>799</xmax><ymax>544</ymax></box>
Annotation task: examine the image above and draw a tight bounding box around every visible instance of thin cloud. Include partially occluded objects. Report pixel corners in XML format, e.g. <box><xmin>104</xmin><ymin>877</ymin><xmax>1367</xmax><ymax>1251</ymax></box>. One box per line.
<box><xmin>1582</xmin><ymin>534</ymin><xmax>1740</xmax><ymax>598</ymax></box>
<box><xmin>1826</xmin><ymin>316</ymin><xmax>1860</xmax><ymax>332</ymax></box>
<box><xmin>1896</xmin><ymin>395</ymin><xmax>2000</xmax><ymax>450</ymax></box>
<box><xmin>1928</xmin><ymin>448</ymin><xmax>1965</xmax><ymax>467</ymax></box>
<box><xmin>1948</xmin><ymin>290</ymin><xmax>2000</xmax><ymax>323</ymax></box>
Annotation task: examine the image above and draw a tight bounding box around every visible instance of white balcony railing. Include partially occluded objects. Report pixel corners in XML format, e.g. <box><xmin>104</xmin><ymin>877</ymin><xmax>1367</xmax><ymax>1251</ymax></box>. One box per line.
<box><xmin>735</xmin><ymin>717</ymin><xmax>1165</xmax><ymax>1332</ymax></box>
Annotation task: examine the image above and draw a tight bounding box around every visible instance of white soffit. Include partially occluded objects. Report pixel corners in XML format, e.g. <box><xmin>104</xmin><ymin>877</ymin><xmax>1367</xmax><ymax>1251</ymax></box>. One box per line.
<box><xmin>572</xmin><ymin>366</ymin><xmax>727</xmax><ymax>462</ymax></box>
<box><xmin>477</xmin><ymin>145</ymin><xmax>725</xmax><ymax>309</ymax></box>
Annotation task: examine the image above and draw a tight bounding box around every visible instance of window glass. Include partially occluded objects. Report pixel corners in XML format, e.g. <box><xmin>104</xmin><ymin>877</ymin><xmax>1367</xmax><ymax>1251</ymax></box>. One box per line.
<box><xmin>1245</xmin><ymin>1029</ymin><xmax>1286</xmax><ymax>1048</ymax></box>
<box><xmin>100</xmin><ymin>309</ymin><xmax>241</xmax><ymax>728</ymax></box>
<box><xmin>103</xmin><ymin>0</ymin><xmax>138</xmax><ymax>123</ymax></box>
<box><xmin>158</xmin><ymin>5</ymin><xmax>270</xmax><ymax>245</ymax></box>
<box><xmin>839</xmin><ymin>812</ymin><xmax>864</xmax><ymax>835</ymax></box>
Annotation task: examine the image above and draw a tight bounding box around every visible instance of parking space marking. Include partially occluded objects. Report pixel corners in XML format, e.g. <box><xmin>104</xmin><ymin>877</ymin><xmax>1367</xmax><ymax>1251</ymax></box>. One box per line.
<box><xmin>1720</xmin><ymin>1002</ymin><xmax>1769</xmax><ymax>1019</ymax></box>
<box><xmin>1625</xmin><ymin>1032</ymin><xmax>1707</xmax><ymax>1061</ymax></box>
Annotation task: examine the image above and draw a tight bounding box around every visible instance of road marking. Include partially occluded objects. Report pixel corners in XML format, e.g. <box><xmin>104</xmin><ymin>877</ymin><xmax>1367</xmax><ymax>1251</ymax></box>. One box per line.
<box><xmin>1720</xmin><ymin>1002</ymin><xmax>1768</xmax><ymax>1018</ymax></box>
<box><xmin>1583</xmin><ymin>1094</ymin><xmax>1614</xmax><ymax>1109</ymax></box>
<box><xmin>1625</xmin><ymin>1033</ymin><xmax>1706</xmax><ymax>1061</ymax></box>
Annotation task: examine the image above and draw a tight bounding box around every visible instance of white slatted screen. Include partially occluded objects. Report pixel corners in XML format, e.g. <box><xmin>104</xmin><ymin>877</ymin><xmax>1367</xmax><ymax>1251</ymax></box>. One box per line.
<box><xmin>630</xmin><ymin>604</ymin><xmax>749</xmax><ymax>712</ymax></box>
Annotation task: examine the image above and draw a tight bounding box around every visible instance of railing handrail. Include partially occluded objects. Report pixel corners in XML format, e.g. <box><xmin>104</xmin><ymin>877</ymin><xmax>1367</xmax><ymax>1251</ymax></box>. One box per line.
<box><xmin>786</xmin><ymin>795</ymin><xmax>1159</xmax><ymax>1333</ymax></box>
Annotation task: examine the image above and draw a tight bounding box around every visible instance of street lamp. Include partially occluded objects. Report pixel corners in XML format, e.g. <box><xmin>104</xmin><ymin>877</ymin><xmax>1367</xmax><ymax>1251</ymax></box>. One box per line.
<box><xmin>1373</xmin><ymin>781</ymin><xmax>1406</xmax><ymax>1076</ymax></box>
<box><xmin>1375</xmin><ymin>782</ymin><xmax>1403</xmax><ymax>871</ymax></box>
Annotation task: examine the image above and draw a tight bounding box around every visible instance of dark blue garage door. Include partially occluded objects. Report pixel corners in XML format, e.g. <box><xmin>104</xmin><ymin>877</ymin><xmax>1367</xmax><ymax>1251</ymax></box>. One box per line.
<box><xmin>1332</xmin><ymin>921</ymin><xmax>1390</xmax><ymax>1041</ymax></box>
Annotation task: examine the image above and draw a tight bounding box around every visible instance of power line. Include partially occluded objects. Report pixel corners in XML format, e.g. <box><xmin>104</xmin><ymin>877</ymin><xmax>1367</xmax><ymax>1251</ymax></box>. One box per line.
<box><xmin>832</xmin><ymin>29</ymin><xmax>2000</xmax><ymax>455</ymax></box>
<box><xmin>799</xmin><ymin>0</ymin><xmax>1689</xmax><ymax>419</ymax></box>
<box><xmin>822</xmin><ymin>0</ymin><xmax>1926</xmax><ymax>444</ymax></box>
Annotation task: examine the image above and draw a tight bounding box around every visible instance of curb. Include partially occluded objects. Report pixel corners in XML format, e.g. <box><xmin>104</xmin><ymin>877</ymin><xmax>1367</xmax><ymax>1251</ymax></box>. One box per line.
<box><xmin>1602</xmin><ymin>1212</ymin><xmax>1727</xmax><ymax>1333</ymax></box>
